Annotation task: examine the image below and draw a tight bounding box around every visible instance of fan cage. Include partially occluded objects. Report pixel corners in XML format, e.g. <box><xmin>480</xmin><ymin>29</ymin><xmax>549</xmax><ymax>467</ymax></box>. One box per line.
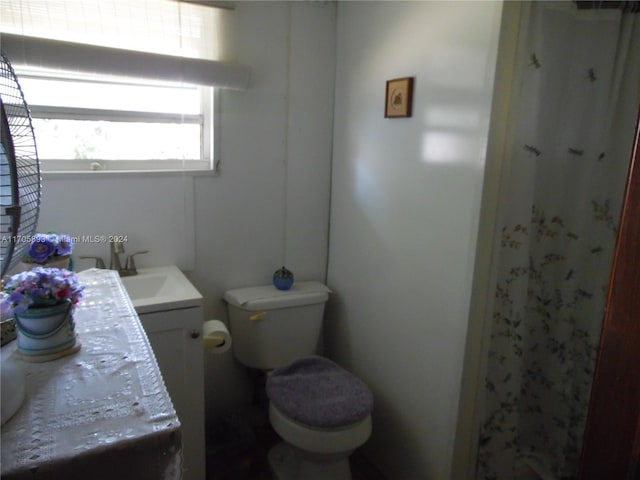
<box><xmin>0</xmin><ymin>51</ymin><xmax>41</xmax><ymax>279</ymax></box>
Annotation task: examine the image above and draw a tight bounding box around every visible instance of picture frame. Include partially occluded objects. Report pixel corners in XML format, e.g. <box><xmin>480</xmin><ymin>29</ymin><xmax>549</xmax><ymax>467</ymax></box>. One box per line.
<box><xmin>385</xmin><ymin>77</ymin><xmax>414</xmax><ymax>118</ymax></box>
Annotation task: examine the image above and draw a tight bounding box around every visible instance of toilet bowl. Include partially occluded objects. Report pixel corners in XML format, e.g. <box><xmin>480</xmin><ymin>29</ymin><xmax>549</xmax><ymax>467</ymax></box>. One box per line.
<box><xmin>268</xmin><ymin>409</ymin><xmax>372</xmax><ymax>480</ymax></box>
<box><xmin>223</xmin><ymin>282</ymin><xmax>374</xmax><ymax>480</ymax></box>
<box><xmin>266</xmin><ymin>356</ymin><xmax>373</xmax><ymax>480</ymax></box>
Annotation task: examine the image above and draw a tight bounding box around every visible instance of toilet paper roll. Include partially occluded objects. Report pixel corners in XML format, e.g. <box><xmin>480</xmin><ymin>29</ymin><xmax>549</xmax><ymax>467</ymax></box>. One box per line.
<box><xmin>203</xmin><ymin>320</ymin><xmax>232</xmax><ymax>354</ymax></box>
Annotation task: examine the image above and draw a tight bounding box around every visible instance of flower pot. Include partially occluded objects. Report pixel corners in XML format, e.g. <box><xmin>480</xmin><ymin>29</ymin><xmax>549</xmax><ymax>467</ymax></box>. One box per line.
<box><xmin>14</xmin><ymin>301</ymin><xmax>78</xmax><ymax>359</ymax></box>
<box><xmin>22</xmin><ymin>255</ymin><xmax>71</xmax><ymax>271</ymax></box>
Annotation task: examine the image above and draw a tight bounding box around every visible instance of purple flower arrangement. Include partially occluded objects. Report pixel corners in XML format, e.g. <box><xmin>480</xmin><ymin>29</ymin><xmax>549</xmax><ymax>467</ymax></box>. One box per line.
<box><xmin>25</xmin><ymin>233</ymin><xmax>74</xmax><ymax>264</ymax></box>
<box><xmin>1</xmin><ymin>267</ymin><xmax>84</xmax><ymax>316</ymax></box>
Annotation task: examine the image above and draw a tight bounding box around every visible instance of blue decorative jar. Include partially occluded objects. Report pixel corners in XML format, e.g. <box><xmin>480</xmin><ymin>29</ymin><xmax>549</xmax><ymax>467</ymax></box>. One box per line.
<box><xmin>273</xmin><ymin>266</ymin><xmax>294</xmax><ymax>290</ymax></box>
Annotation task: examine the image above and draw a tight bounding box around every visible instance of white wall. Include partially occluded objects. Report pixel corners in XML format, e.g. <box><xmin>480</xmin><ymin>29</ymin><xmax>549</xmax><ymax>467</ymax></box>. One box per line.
<box><xmin>34</xmin><ymin>2</ymin><xmax>507</xmax><ymax>476</ymax></box>
<box><xmin>38</xmin><ymin>173</ymin><xmax>196</xmax><ymax>270</ymax></box>
<box><xmin>36</xmin><ymin>1</ymin><xmax>336</xmax><ymax>423</ymax></box>
<box><xmin>326</xmin><ymin>2</ymin><xmax>503</xmax><ymax>479</ymax></box>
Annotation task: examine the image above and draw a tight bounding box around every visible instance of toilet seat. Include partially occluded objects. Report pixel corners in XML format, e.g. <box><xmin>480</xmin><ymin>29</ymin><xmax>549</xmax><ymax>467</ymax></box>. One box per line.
<box><xmin>269</xmin><ymin>403</ymin><xmax>372</xmax><ymax>455</ymax></box>
<box><xmin>266</xmin><ymin>355</ymin><xmax>374</xmax><ymax>429</ymax></box>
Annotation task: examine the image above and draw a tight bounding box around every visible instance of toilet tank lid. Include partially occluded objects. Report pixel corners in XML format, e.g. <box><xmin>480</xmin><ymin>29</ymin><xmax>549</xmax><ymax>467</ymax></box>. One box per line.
<box><xmin>223</xmin><ymin>281</ymin><xmax>331</xmax><ymax>310</ymax></box>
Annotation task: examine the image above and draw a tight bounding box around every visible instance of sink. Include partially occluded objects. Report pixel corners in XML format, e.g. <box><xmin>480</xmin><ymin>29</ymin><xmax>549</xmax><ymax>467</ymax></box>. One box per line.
<box><xmin>120</xmin><ymin>266</ymin><xmax>203</xmax><ymax>314</ymax></box>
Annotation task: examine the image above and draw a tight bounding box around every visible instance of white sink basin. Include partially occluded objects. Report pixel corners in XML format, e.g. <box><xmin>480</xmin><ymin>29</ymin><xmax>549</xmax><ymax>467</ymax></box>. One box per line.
<box><xmin>120</xmin><ymin>266</ymin><xmax>203</xmax><ymax>314</ymax></box>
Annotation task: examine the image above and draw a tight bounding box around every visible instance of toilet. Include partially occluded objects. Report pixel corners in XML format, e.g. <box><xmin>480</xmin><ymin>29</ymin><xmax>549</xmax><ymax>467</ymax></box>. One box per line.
<box><xmin>223</xmin><ymin>282</ymin><xmax>373</xmax><ymax>480</ymax></box>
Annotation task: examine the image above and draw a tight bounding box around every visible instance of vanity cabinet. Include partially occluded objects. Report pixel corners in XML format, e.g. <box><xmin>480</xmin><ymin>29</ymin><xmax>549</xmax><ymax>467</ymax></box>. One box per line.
<box><xmin>138</xmin><ymin>306</ymin><xmax>205</xmax><ymax>480</ymax></box>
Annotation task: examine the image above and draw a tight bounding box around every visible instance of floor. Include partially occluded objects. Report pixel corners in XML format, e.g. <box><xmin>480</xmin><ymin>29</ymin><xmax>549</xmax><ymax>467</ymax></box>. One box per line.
<box><xmin>205</xmin><ymin>407</ymin><xmax>386</xmax><ymax>480</ymax></box>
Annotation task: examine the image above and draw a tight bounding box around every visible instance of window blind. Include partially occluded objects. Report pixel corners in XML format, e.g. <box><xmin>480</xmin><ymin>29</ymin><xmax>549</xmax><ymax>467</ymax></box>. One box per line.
<box><xmin>0</xmin><ymin>0</ymin><xmax>250</xmax><ymax>89</ymax></box>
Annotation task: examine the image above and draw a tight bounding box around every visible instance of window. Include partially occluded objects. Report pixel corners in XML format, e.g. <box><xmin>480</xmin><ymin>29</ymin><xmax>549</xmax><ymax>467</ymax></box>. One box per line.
<box><xmin>0</xmin><ymin>0</ymin><xmax>249</xmax><ymax>173</ymax></box>
<box><xmin>17</xmin><ymin>69</ymin><xmax>216</xmax><ymax>172</ymax></box>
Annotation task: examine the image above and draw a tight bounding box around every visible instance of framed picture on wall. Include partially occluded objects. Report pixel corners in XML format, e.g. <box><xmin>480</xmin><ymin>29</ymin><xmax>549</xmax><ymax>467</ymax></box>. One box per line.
<box><xmin>385</xmin><ymin>77</ymin><xmax>414</xmax><ymax>118</ymax></box>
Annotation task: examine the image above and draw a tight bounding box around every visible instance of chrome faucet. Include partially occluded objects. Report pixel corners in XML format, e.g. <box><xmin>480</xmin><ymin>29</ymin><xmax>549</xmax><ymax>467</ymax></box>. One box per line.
<box><xmin>80</xmin><ymin>242</ymin><xmax>147</xmax><ymax>275</ymax></box>
<box><xmin>109</xmin><ymin>240</ymin><xmax>125</xmax><ymax>271</ymax></box>
<box><xmin>108</xmin><ymin>240</ymin><xmax>148</xmax><ymax>276</ymax></box>
<box><xmin>79</xmin><ymin>256</ymin><xmax>106</xmax><ymax>269</ymax></box>
<box><xmin>123</xmin><ymin>250</ymin><xmax>149</xmax><ymax>276</ymax></box>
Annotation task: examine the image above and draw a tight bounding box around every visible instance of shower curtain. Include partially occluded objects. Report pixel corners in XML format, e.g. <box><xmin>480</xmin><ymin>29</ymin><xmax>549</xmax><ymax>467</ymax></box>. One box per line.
<box><xmin>477</xmin><ymin>2</ymin><xmax>640</xmax><ymax>479</ymax></box>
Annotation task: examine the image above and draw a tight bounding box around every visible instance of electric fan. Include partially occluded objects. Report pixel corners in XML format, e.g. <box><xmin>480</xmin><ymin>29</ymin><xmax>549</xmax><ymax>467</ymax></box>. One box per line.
<box><xmin>0</xmin><ymin>51</ymin><xmax>41</xmax><ymax>278</ymax></box>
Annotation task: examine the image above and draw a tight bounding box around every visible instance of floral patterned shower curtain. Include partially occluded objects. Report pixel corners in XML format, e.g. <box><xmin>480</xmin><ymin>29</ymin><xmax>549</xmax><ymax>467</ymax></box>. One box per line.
<box><xmin>477</xmin><ymin>2</ymin><xmax>640</xmax><ymax>479</ymax></box>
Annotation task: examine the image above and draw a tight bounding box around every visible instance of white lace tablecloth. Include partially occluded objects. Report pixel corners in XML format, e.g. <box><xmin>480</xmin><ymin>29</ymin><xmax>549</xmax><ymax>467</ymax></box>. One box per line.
<box><xmin>1</xmin><ymin>269</ymin><xmax>182</xmax><ymax>480</ymax></box>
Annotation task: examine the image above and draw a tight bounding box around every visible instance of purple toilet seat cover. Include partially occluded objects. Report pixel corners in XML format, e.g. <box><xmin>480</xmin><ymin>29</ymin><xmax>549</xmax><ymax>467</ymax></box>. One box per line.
<box><xmin>266</xmin><ymin>355</ymin><xmax>373</xmax><ymax>428</ymax></box>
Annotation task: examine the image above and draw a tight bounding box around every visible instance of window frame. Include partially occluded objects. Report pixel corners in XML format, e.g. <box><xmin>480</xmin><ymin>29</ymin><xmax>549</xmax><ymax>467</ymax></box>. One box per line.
<box><xmin>17</xmin><ymin>69</ymin><xmax>219</xmax><ymax>174</ymax></box>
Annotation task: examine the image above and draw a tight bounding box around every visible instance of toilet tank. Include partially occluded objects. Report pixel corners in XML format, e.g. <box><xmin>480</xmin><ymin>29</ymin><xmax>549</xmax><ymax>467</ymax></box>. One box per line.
<box><xmin>223</xmin><ymin>282</ymin><xmax>330</xmax><ymax>370</ymax></box>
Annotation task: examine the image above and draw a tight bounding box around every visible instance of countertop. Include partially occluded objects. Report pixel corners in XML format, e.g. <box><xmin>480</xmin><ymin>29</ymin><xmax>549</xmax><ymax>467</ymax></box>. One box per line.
<box><xmin>0</xmin><ymin>268</ymin><xmax>182</xmax><ymax>480</ymax></box>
